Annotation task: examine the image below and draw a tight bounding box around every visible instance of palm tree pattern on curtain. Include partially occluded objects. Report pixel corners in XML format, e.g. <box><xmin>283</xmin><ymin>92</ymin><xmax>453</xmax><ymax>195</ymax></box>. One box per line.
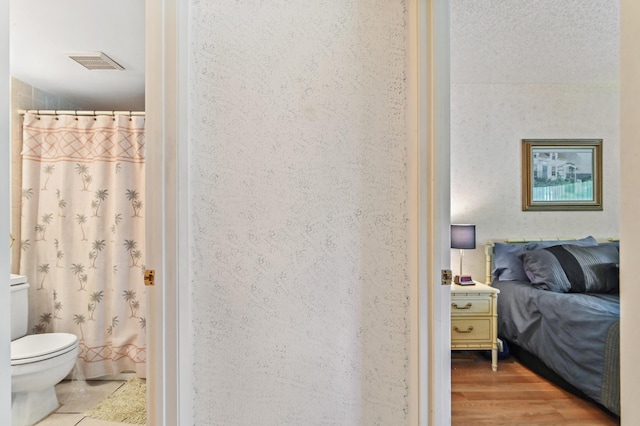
<box><xmin>19</xmin><ymin>113</ymin><xmax>146</xmax><ymax>379</ymax></box>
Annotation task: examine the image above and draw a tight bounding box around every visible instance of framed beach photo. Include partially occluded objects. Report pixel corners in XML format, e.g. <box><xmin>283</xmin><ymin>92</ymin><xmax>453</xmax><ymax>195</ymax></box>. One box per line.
<box><xmin>522</xmin><ymin>139</ymin><xmax>603</xmax><ymax>211</ymax></box>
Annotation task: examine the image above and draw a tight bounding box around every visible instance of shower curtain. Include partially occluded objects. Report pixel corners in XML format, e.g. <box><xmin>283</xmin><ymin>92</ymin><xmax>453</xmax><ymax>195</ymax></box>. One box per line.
<box><xmin>19</xmin><ymin>113</ymin><xmax>146</xmax><ymax>379</ymax></box>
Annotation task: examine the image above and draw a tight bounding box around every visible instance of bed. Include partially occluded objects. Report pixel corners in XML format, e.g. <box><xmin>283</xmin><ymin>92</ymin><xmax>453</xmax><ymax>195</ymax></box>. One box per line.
<box><xmin>486</xmin><ymin>236</ymin><xmax>620</xmax><ymax>416</ymax></box>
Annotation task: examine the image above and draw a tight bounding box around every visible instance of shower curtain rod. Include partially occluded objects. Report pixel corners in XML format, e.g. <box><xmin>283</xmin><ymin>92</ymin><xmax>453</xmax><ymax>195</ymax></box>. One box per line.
<box><xmin>18</xmin><ymin>109</ymin><xmax>145</xmax><ymax>117</ymax></box>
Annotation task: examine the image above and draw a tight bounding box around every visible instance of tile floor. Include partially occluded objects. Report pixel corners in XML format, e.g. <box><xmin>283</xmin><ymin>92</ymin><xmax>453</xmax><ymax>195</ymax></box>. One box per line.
<box><xmin>34</xmin><ymin>380</ymin><xmax>142</xmax><ymax>426</ymax></box>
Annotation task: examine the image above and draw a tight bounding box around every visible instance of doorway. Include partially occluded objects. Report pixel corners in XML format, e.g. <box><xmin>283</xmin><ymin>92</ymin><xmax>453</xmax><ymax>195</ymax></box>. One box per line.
<box><xmin>4</xmin><ymin>1</ymin><xmax>157</xmax><ymax>424</ymax></box>
<box><xmin>449</xmin><ymin>1</ymin><xmax>628</xmax><ymax>423</ymax></box>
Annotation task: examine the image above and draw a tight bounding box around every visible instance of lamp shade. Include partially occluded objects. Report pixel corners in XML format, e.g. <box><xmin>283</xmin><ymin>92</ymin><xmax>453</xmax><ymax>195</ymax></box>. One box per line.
<box><xmin>451</xmin><ymin>224</ymin><xmax>476</xmax><ymax>249</ymax></box>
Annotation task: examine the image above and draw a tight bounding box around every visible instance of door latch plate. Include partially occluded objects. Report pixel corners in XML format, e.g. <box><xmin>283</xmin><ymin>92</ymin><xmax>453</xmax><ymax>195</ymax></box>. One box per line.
<box><xmin>441</xmin><ymin>269</ymin><xmax>452</xmax><ymax>285</ymax></box>
<box><xmin>144</xmin><ymin>269</ymin><xmax>155</xmax><ymax>286</ymax></box>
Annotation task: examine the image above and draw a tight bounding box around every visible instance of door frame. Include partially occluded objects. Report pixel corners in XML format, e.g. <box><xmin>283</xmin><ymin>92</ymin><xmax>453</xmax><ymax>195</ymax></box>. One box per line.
<box><xmin>1</xmin><ymin>0</ymin><xmax>11</xmax><ymax>419</ymax></box>
<box><xmin>430</xmin><ymin>0</ymin><xmax>453</xmax><ymax>421</ymax></box>
<box><xmin>145</xmin><ymin>0</ymin><xmax>192</xmax><ymax>424</ymax></box>
<box><xmin>620</xmin><ymin>1</ymin><xmax>640</xmax><ymax>423</ymax></box>
<box><xmin>399</xmin><ymin>0</ymin><xmax>453</xmax><ymax>424</ymax></box>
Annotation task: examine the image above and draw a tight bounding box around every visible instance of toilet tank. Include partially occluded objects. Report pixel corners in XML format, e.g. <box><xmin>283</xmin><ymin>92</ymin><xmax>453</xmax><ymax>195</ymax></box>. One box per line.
<box><xmin>10</xmin><ymin>274</ymin><xmax>30</xmax><ymax>341</ymax></box>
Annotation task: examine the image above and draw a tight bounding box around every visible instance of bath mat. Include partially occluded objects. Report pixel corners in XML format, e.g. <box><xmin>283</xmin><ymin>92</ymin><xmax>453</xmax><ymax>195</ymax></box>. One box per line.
<box><xmin>86</xmin><ymin>377</ymin><xmax>146</xmax><ymax>424</ymax></box>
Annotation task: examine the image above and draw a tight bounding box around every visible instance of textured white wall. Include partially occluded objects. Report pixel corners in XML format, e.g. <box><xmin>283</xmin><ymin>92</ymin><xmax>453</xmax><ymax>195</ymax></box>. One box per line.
<box><xmin>451</xmin><ymin>0</ymin><xmax>620</xmax><ymax>280</ymax></box>
<box><xmin>189</xmin><ymin>1</ymin><xmax>410</xmax><ymax>424</ymax></box>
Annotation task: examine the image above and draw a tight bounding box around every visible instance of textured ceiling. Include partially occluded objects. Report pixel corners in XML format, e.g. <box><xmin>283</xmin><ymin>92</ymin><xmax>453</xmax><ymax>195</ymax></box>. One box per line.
<box><xmin>10</xmin><ymin>0</ymin><xmax>145</xmax><ymax>110</ymax></box>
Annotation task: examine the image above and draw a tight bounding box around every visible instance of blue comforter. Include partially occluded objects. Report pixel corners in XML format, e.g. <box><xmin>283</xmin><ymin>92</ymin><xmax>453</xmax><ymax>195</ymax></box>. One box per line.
<box><xmin>494</xmin><ymin>280</ymin><xmax>620</xmax><ymax>415</ymax></box>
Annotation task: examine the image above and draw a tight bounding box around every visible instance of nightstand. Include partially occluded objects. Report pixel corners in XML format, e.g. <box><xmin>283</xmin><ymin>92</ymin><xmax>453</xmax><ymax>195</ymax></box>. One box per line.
<box><xmin>451</xmin><ymin>281</ymin><xmax>500</xmax><ymax>371</ymax></box>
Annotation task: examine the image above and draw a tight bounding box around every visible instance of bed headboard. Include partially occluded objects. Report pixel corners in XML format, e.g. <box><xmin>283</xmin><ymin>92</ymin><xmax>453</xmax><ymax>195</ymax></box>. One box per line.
<box><xmin>485</xmin><ymin>237</ymin><xmax>619</xmax><ymax>284</ymax></box>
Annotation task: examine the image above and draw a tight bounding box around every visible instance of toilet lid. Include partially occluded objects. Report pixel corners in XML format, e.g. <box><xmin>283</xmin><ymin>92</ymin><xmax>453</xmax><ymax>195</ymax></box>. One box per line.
<box><xmin>11</xmin><ymin>333</ymin><xmax>79</xmax><ymax>365</ymax></box>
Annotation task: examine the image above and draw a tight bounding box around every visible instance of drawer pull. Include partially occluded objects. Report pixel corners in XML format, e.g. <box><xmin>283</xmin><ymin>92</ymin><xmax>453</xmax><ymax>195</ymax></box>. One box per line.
<box><xmin>451</xmin><ymin>302</ymin><xmax>472</xmax><ymax>310</ymax></box>
<box><xmin>453</xmin><ymin>325</ymin><xmax>474</xmax><ymax>334</ymax></box>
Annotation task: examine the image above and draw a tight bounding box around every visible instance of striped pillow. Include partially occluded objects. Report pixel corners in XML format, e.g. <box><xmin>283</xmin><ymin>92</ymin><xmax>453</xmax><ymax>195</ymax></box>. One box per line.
<box><xmin>520</xmin><ymin>244</ymin><xmax>619</xmax><ymax>293</ymax></box>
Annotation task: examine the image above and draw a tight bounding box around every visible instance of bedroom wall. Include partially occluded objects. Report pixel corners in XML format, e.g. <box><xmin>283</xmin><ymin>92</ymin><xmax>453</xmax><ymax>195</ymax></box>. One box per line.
<box><xmin>450</xmin><ymin>0</ymin><xmax>620</xmax><ymax>281</ymax></box>
<box><xmin>189</xmin><ymin>1</ymin><xmax>411</xmax><ymax>424</ymax></box>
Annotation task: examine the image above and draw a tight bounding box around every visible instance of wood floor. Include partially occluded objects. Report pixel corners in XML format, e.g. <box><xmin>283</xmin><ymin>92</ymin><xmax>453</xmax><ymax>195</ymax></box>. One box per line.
<box><xmin>451</xmin><ymin>351</ymin><xmax>620</xmax><ymax>426</ymax></box>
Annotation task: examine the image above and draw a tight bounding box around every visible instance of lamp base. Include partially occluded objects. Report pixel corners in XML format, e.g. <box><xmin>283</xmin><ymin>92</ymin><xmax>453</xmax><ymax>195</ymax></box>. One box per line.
<box><xmin>454</xmin><ymin>275</ymin><xmax>475</xmax><ymax>285</ymax></box>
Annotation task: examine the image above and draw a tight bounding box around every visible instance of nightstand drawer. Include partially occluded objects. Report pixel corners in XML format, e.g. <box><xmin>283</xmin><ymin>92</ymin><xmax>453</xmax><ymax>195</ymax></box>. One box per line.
<box><xmin>451</xmin><ymin>318</ymin><xmax>491</xmax><ymax>341</ymax></box>
<box><xmin>450</xmin><ymin>297</ymin><xmax>491</xmax><ymax>315</ymax></box>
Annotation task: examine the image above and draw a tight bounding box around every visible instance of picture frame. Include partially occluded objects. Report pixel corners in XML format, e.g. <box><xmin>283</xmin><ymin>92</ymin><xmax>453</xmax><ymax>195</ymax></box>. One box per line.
<box><xmin>522</xmin><ymin>139</ymin><xmax>603</xmax><ymax>211</ymax></box>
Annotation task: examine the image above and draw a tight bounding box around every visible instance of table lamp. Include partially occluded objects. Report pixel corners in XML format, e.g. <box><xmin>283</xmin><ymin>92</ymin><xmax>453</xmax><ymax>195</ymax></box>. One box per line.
<box><xmin>451</xmin><ymin>224</ymin><xmax>476</xmax><ymax>285</ymax></box>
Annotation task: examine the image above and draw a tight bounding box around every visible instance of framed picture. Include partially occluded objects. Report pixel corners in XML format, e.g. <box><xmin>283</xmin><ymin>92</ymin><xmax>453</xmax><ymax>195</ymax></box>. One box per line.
<box><xmin>522</xmin><ymin>139</ymin><xmax>603</xmax><ymax>211</ymax></box>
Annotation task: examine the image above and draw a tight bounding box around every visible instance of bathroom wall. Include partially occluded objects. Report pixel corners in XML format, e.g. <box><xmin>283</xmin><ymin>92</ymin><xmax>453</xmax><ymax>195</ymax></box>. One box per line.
<box><xmin>189</xmin><ymin>1</ymin><xmax>411</xmax><ymax>424</ymax></box>
<box><xmin>9</xmin><ymin>78</ymin><xmax>79</xmax><ymax>272</ymax></box>
<box><xmin>450</xmin><ymin>0</ymin><xmax>620</xmax><ymax>281</ymax></box>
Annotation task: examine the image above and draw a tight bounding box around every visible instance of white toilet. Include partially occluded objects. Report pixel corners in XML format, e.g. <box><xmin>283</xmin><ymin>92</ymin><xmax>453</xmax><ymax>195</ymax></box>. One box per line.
<box><xmin>10</xmin><ymin>274</ymin><xmax>79</xmax><ymax>426</ymax></box>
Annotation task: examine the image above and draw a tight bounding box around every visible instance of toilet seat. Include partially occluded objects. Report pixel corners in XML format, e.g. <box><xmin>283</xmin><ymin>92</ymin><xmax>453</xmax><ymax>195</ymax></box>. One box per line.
<box><xmin>11</xmin><ymin>333</ymin><xmax>79</xmax><ymax>366</ymax></box>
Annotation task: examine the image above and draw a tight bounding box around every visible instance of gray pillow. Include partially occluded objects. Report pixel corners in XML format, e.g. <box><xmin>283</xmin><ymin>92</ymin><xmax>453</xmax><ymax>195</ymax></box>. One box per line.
<box><xmin>492</xmin><ymin>236</ymin><xmax>598</xmax><ymax>281</ymax></box>
<box><xmin>520</xmin><ymin>244</ymin><xmax>619</xmax><ymax>293</ymax></box>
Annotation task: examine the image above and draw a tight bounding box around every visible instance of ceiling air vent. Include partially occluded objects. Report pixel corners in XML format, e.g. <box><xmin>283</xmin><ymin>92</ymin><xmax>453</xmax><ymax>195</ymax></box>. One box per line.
<box><xmin>67</xmin><ymin>52</ymin><xmax>124</xmax><ymax>70</ymax></box>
